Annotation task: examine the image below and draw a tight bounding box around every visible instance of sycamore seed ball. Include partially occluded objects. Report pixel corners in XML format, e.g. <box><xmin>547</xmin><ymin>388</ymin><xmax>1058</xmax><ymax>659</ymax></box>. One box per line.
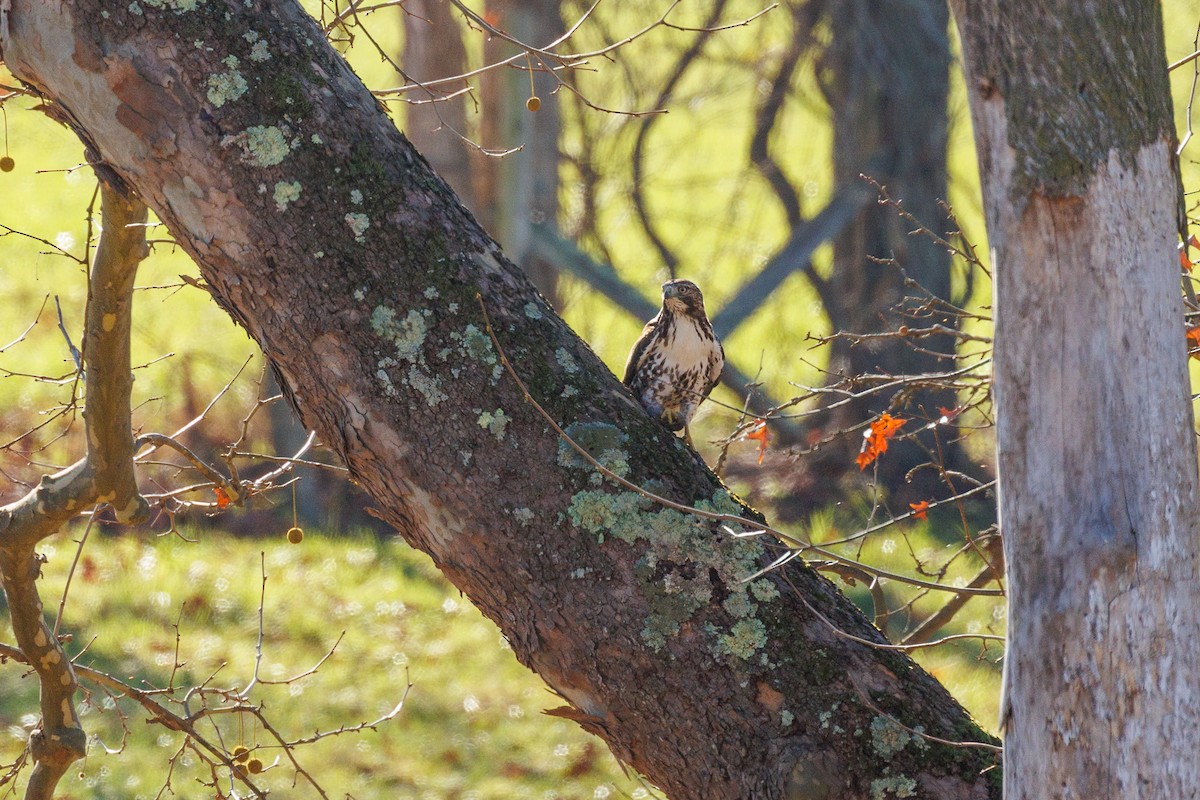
<box><xmin>247</xmin><ymin>758</ymin><xmax>264</xmax><ymax>774</ymax></box>
<box><xmin>232</xmin><ymin>745</ymin><xmax>249</xmax><ymax>763</ymax></box>
<box><xmin>0</xmin><ymin>157</ymin><xmax>14</xmax><ymax>172</ymax></box>
<box><xmin>286</xmin><ymin>526</ymin><xmax>304</xmax><ymax>544</ymax></box>
<box><xmin>526</xmin><ymin>96</ymin><xmax>541</xmax><ymax>112</ymax></box>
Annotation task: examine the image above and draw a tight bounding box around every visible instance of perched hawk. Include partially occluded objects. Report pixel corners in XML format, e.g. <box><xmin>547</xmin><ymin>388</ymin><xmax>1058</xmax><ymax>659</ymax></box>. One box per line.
<box><xmin>623</xmin><ymin>280</ymin><xmax>724</xmax><ymax>441</ymax></box>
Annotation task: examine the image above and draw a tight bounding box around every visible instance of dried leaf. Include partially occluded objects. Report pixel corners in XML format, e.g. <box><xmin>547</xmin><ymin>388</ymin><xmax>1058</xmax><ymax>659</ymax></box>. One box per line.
<box><xmin>856</xmin><ymin>413</ymin><xmax>907</xmax><ymax>470</ymax></box>
<box><xmin>909</xmin><ymin>500</ymin><xmax>930</xmax><ymax>521</ymax></box>
<box><xmin>214</xmin><ymin>486</ymin><xmax>231</xmax><ymax>510</ymax></box>
<box><xmin>745</xmin><ymin>419</ymin><xmax>770</xmax><ymax>464</ymax></box>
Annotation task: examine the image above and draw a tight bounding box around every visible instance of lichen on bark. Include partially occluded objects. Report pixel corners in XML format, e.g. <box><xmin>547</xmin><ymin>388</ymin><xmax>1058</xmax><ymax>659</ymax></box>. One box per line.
<box><xmin>954</xmin><ymin>1</ymin><xmax>1174</xmax><ymax>198</ymax></box>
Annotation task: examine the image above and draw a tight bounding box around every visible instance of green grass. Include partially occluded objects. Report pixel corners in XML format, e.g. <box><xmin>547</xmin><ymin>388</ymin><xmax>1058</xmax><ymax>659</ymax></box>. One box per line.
<box><xmin>1</xmin><ymin>529</ymin><xmax>650</xmax><ymax>799</ymax></box>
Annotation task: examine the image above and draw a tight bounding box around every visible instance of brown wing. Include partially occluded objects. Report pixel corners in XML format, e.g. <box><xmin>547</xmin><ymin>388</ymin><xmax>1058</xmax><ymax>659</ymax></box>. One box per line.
<box><xmin>701</xmin><ymin>338</ymin><xmax>725</xmax><ymax>399</ymax></box>
<box><xmin>622</xmin><ymin>311</ymin><xmax>662</xmax><ymax>387</ymax></box>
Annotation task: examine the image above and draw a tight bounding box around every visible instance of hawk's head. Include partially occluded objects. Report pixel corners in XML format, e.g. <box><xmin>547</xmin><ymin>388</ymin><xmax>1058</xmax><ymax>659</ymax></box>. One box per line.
<box><xmin>661</xmin><ymin>279</ymin><xmax>707</xmax><ymax>318</ymax></box>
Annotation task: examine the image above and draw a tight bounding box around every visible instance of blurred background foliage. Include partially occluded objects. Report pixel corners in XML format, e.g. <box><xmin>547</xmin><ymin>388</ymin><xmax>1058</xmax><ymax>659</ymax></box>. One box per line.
<box><xmin>1</xmin><ymin>0</ymin><xmax>1198</xmax><ymax>796</ymax></box>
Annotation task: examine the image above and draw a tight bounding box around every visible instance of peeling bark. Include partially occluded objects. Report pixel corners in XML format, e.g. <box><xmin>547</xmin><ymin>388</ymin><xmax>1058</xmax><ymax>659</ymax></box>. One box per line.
<box><xmin>2</xmin><ymin>2</ymin><xmax>998</xmax><ymax>796</ymax></box>
<box><xmin>951</xmin><ymin>1</ymin><xmax>1200</xmax><ymax>796</ymax></box>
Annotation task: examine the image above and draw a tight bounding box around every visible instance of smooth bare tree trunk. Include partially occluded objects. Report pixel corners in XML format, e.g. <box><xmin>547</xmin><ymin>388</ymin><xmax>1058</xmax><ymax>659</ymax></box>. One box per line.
<box><xmin>951</xmin><ymin>2</ymin><xmax>1200</xmax><ymax>796</ymax></box>
<box><xmin>402</xmin><ymin>0</ymin><xmax>475</xmax><ymax>205</ymax></box>
<box><xmin>478</xmin><ymin>0</ymin><xmax>562</xmax><ymax>306</ymax></box>
<box><xmin>2</xmin><ymin>2</ymin><xmax>997</xmax><ymax>796</ymax></box>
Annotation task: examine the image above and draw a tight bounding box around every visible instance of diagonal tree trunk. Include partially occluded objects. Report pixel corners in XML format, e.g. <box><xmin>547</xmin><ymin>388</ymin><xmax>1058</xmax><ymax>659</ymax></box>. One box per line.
<box><xmin>951</xmin><ymin>1</ymin><xmax>1200</xmax><ymax>796</ymax></box>
<box><xmin>1</xmin><ymin>2</ymin><xmax>998</xmax><ymax>797</ymax></box>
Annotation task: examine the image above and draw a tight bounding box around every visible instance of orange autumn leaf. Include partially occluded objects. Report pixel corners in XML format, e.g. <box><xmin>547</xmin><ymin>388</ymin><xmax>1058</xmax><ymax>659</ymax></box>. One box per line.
<box><xmin>1188</xmin><ymin>326</ymin><xmax>1200</xmax><ymax>359</ymax></box>
<box><xmin>745</xmin><ymin>419</ymin><xmax>770</xmax><ymax>464</ymax></box>
<box><xmin>856</xmin><ymin>413</ymin><xmax>907</xmax><ymax>470</ymax></box>
<box><xmin>214</xmin><ymin>486</ymin><xmax>231</xmax><ymax>510</ymax></box>
<box><xmin>909</xmin><ymin>500</ymin><xmax>930</xmax><ymax>521</ymax></box>
<box><xmin>1182</xmin><ymin>249</ymin><xmax>1194</xmax><ymax>273</ymax></box>
<box><xmin>1191</xmin><ymin>234</ymin><xmax>1200</xmax><ymax>250</ymax></box>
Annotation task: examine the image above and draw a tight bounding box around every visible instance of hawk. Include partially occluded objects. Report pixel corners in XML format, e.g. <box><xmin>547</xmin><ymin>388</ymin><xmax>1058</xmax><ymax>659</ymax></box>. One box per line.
<box><xmin>623</xmin><ymin>279</ymin><xmax>724</xmax><ymax>442</ymax></box>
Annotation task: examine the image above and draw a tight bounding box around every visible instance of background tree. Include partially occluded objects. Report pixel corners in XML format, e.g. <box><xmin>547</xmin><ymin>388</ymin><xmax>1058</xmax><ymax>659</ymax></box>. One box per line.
<box><xmin>810</xmin><ymin>0</ymin><xmax>968</xmax><ymax>501</ymax></box>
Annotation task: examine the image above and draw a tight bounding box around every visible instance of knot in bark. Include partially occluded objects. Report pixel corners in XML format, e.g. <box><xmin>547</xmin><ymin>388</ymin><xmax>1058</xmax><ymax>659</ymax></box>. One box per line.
<box><xmin>29</xmin><ymin>725</ymin><xmax>87</xmax><ymax>767</ymax></box>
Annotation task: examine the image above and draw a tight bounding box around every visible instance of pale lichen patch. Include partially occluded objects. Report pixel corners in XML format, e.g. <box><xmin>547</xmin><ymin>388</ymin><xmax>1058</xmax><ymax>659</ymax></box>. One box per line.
<box><xmin>235</xmin><ymin>125</ymin><xmax>291</xmax><ymax>167</ymax></box>
<box><xmin>459</xmin><ymin>324</ymin><xmax>497</xmax><ymax>366</ymax></box>
<box><xmin>722</xmin><ymin>592</ymin><xmax>757</xmax><ymax>618</ymax></box>
<box><xmin>566</xmin><ymin>485</ymin><xmax>769</xmax><ymax>661</ymax></box>
<box><xmin>641</xmin><ymin>614</ymin><xmax>680</xmax><ymax>651</ymax></box>
<box><xmin>870</xmin><ymin>715</ymin><xmax>912</xmax><ymax>759</ymax></box>
<box><xmin>142</xmin><ymin>0</ymin><xmax>203</xmax><ymax>10</ymax></box>
<box><xmin>272</xmin><ymin>180</ymin><xmax>301</xmax><ymax>211</ymax></box>
<box><xmin>477</xmin><ymin>409</ymin><xmax>510</xmax><ymax>440</ymax></box>
<box><xmin>750</xmin><ymin>579</ymin><xmax>780</xmax><ymax>602</ymax></box>
<box><xmin>717</xmin><ymin>618</ymin><xmax>767</xmax><ymax>659</ymax></box>
<box><xmin>555</xmin><ymin>347</ymin><xmax>578</xmax><ymax>373</ymax></box>
<box><xmin>207</xmin><ymin>64</ymin><xmax>248</xmax><ymax>108</ymax></box>
<box><xmin>370</xmin><ymin>307</ymin><xmax>426</xmax><ymax>362</ymax></box>
<box><xmin>407</xmin><ymin>366</ymin><xmax>447</xmax><ymax>406</ymax></box>
<box><xmin>345</xmin><ymin>212</ymin><xmax>370</xmax><ymax>242</ymax></box>
<box><xmin>870</xmin><ymin>776</ymin><xmax>917</xmax><ymax>799</ymax></box>
<box><xmin>557</xmin><ymin>422</ymin><xmax>629</xmax><ymax>478</ymax></box>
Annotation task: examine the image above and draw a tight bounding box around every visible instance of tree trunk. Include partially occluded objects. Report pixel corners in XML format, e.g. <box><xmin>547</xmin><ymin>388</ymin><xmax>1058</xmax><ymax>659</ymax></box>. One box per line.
<box><xmin>951</xmin><ymin>1</ymin><xmax>1200</xmax><ymax>796</ymax></box>
<box><xmin>401</xmin><ymin>0</ymin><xmax>475</xmax><ymax>207</ymax></box>
<box><xmin>477</xmin><ymin>0</ymin><xmax>562</xmax><ymax>306</ymax></box>
<box><xmin>811</xmin><ymin>0</ymin><xmax>968</xmax><ymax>503</ymax></box>
<box><xmin>1</xmin><ymin>2</ymin><xmax>997</xmax><ymax>797</ymax></box>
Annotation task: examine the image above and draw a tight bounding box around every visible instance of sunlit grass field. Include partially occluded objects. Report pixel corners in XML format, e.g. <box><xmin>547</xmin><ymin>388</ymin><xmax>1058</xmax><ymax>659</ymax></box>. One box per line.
<box><xmin>1</xmin><ymin>530</ymin><xmax>650</xmax><ymax>799</ymax></box>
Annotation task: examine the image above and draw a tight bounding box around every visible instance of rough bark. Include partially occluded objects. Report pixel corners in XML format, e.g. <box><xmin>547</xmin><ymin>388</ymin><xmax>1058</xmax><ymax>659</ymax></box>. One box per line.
<box><xmin>951</xmin><ymin>1</ymin><xmax>1200</xmax><ymax>796</ymax></box>
<box><xmin>1</xmin><ymin>2</ymin><xmax>998</xmax><ymax>797</ymax></box>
